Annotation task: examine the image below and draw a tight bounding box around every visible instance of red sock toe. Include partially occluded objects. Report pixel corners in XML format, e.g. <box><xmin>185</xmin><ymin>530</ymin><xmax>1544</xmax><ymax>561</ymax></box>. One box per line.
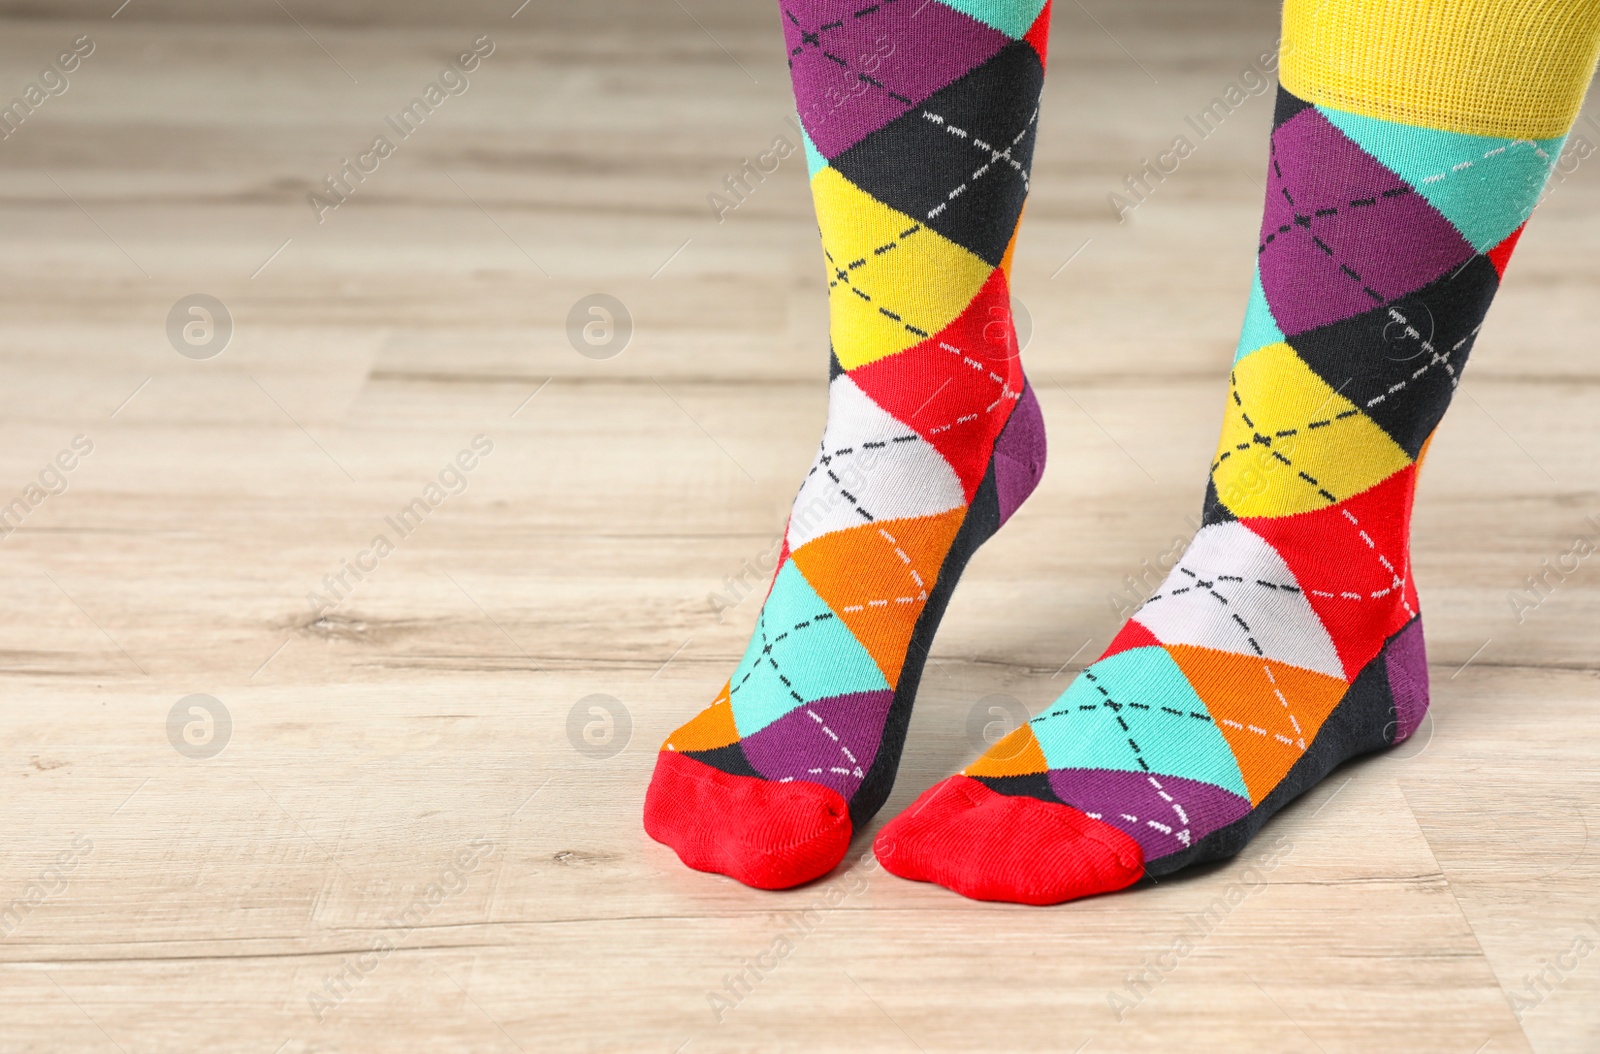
<box><xmin>644</xmin><ymin>750</ymin><xmax>853</xmax><ymax>890</ymax></box>
<box><xmin>874</xmin><ymin>776</ymin><xmax>1144</xmax><ymax>905</ymax></box>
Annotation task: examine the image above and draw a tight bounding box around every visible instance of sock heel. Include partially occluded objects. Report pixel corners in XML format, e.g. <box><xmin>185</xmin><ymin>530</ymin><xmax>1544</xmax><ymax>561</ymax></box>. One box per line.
<box><xmin>1141</xmin><ymin>615</ymin><xmax>1430</xmax><ymax>877</ymax></box>
<box><xmin>992</xmin><ymin>379</ymin><xmax>1047</xmax><ymax>529</ymax></box>
<box><xmin>1383</xmin><ymin>616</ymin><xmax>1429</xmax><ymax>744</ymax></box>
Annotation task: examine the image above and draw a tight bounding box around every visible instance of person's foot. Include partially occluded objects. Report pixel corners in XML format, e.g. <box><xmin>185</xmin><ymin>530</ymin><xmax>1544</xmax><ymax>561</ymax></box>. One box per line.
<box><xmin>876</xmin><ymin>504</ymin><xmax>1429</xmax><ymax>903</ymax></box>
<box><xmin>644</xmin><ymin>0</ymin><xmax>1054</xmax><ymax>889</ymax></box>
<box><xmin>875</xmin><ymin>81</ymin><xmax>1555</xmax><ymax>904</ymax></box>
<box><xmin>646</xmin><ymin>365</ymin><xmax>1047</xmax><ymax>888</ymax></box>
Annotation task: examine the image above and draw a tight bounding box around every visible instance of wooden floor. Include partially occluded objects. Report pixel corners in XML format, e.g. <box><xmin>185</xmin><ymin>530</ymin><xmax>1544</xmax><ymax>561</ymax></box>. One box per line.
<box><xmin>2</xmin><ymin>1</ymin><xmax>1598</xmax><ymax>1050</ymax></box>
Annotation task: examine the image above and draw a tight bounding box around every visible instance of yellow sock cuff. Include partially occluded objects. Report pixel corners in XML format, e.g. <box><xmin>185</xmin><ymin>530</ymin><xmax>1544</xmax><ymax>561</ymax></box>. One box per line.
<box><xmin>1281</xmin><ymin>0</ymin><xmax>1600</xmax><ymax>137</ymax></box>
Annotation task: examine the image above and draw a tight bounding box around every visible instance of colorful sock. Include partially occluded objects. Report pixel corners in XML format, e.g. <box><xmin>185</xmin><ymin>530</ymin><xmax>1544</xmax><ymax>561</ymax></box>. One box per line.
<box><xmin>875</xmin><ymin>0</ymin><xmax>1600</xmax><ymax>904</ymax></box>
<box><xmin>645</xmin><ymin>0</ymin><xmax>1054</xmax><ymax>889</ymax></box>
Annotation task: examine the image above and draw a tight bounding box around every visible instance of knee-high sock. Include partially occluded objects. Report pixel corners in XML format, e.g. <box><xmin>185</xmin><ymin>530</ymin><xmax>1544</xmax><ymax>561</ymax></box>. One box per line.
<box><xmin>875</xmin><ymin>0</ymin><xmax>1600</xmax><ymax>905</ymax></box>
<box><xmin>644</xmin><ymin>0</ymin><xmax>1055</xmax><ymax>890</ymax></box>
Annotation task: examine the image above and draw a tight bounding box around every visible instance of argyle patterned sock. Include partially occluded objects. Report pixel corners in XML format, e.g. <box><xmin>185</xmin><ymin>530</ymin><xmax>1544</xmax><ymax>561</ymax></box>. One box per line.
<box><xmin>645</xmin><ymin>0</ymin><xmax>1054</xmax><ymax>889</ymax></box>
<box><xmin>874</xmin><ymin>0</ymin><xmax>1600</xmax><ymax>904</ymax></box>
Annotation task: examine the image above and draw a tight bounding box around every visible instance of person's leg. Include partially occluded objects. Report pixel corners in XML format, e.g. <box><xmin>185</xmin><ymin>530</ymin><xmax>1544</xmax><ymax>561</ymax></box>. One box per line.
<box><xmin>875</xmin><ymin>0</ymin><xmax>1600</xmax><ymax>904</ymax></box>
<box><xmin>644</xmin><ymin>0</ymin><xmax>1054</xmax><ymax>888</ymax></box>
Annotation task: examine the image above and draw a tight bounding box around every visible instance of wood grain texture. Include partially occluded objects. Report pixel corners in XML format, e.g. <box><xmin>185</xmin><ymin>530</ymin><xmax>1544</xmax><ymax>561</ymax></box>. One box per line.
<box><xmin>0</xmin><ymin>1</ymin><xmax>1597</xmax><ymax>1051</ymax></box>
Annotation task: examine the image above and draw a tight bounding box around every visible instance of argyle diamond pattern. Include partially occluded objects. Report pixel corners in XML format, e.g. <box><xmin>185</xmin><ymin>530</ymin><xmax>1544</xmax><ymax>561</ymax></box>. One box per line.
<box><xmin>653</xmin><ymin>0</ymin><xmax>1052</xmax><ymax>824</ymax></box>
<box><xmin>956</xmin><ymin>84</ymin><xmax>1560</xmax><ymax>872</ymax></box>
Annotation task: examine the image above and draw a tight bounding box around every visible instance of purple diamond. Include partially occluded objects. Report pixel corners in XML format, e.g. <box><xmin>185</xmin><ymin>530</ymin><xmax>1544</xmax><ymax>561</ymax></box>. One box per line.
<box><xmin>785</xmin><ymin>0</ymin><xmax>1008</xmax><ymax>158</ymax></box>
<box><xmin>1258</xmin><ymin>108</ymin><xmax>1474</xmax><ymax>335</ymax></box>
